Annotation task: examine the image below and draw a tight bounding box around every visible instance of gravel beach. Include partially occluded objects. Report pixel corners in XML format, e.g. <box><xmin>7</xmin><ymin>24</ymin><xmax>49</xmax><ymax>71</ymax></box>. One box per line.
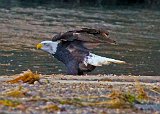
<box><xmin>0</xmin><ymin>74</ymin><xmax>159</xmax><ymax>114</ymax></box>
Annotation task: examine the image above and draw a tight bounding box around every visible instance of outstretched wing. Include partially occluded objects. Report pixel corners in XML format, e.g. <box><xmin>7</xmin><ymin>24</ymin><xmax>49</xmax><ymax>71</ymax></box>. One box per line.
<box><xmin>52</xmin><ymin>28</ymin><xmax>116</xmax><ymax>49</ymax></box>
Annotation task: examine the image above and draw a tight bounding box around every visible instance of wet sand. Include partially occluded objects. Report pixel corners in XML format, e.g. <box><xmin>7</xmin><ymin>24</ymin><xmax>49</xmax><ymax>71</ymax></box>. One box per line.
<box><xmin>0</xmin><ymin>75</ymin><xmax>159</xmax><ymax>114</ymax></box>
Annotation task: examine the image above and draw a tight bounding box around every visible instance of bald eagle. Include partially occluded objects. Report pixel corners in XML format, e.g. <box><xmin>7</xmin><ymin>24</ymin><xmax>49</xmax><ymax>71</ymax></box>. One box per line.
<box><xmin>37</xmin><ymin>28</ymin><xmax>125</xmax><ymax>75</ymax></box>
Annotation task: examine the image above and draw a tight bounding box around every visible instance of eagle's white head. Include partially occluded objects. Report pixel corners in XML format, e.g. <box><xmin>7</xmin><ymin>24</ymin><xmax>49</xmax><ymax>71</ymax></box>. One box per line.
<box><xmin>36</xmin><ymin>41</ymin><xmax>59</xmax><ymax>54</ymax></box>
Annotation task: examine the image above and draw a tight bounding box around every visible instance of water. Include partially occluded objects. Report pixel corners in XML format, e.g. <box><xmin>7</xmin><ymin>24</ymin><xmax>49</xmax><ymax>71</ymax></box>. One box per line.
<box><xmin>0</xmin><ymin>4</ymin><xmax>160</xmax><ymax>76</ymax></box>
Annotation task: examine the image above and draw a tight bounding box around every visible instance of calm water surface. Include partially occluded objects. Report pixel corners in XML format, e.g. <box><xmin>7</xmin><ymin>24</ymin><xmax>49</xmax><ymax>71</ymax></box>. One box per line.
<box><xmin>0</xmin><ymin>5</ymin><xmax>160</xmax><ymax>76</ymax></box>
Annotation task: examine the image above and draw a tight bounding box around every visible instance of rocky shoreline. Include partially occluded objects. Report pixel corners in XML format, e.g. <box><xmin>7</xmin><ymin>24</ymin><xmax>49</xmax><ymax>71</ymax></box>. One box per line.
<box><xmin>0</xmin><ymin>74</ymin><xmax>160</xmax><ymax>114</ymax></box>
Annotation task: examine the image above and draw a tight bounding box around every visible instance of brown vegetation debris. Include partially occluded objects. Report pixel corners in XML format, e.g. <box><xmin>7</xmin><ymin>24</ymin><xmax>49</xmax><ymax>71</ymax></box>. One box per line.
<box><xmin>0</xmin><ymin>99</ymin><xmax>21</xmax><ymax>107</ymax></box>
<box><xmin>106</xmin><ymin>90</ymin><xmax>137</xmax><ymax>108</ymax></box>
<box><xmin>58</xmin><ymin>90</ymin><xmax>138</xmax><ymax>109</ymax></box>
<box><xmin>82</xmin><ymin>90</ymin><xmax>137</xmax><ymax>108</ymax></box>
<box><xmin>5</xmin><ymin>86</ymin><xmax>29</xmax><ymax>97</ymax></box>
<box><xmin>6</xmin><ymin>70</ymin><xmax>41</xmax><ymax>84</ymax></box>
<box><xmin>149</xmin><ymin>86</ymin><xmax>160</xmax><ymax>95</ymax></box>
<box><xmin>98</xmin><ymin>78</ymin><xmax>112</xmax><ymax>82</ymax></box>
<box><xmin>135</xmin><ymin>80</ymin><xmax>149</xmax><ymax>100</ymax></box>
<box><xmin>41</xmin><ymin>104</ymin><xmax>61</xmax><ymax>112</ymax></box>
<box><xmin>59</xmin><ymin>98</ymin><xmax>84</xmax><ymax>107</ymax></box>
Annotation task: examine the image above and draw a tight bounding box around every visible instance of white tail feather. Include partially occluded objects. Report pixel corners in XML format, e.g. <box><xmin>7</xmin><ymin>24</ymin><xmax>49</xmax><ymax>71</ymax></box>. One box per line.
<box><xmin>84</xmin><ymin>53</ymin><xmax>126</xmax><ymax>66</ymax></box>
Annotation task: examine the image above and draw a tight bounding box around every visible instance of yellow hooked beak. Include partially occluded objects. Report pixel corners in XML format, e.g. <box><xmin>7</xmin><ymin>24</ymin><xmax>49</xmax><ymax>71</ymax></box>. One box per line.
<box><xmin>36</xmin><ymin>43</ymin><xmax>43</xmax><ymax>49</ymax></box>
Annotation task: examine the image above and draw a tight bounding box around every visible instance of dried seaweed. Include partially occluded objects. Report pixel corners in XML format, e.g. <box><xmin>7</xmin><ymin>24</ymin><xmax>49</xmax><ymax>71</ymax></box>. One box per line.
<box><xmin>150</xmin><ymin>86</ymin><xmax>160</xmax><ymax>95</ymax></box>
<box><xmin>78</xmin><ymin>90</ymin><xmax>137</xmax><ymax>108</ymax></box>
<box><xmin>41</xmin><ymin>104</ymin><xmax>61</xmax><ymax>112</ymax></box>
<box><xmin>0</xmin><ymin>99</ymin><xmax>21</xmax><ymax>107</ymax></box>
<box><xmin>135</xmin><ymin>80</ymin><xmax>149</xmax><ymax>100</ymax></box>
<box><xmin>59</xmin><ymin>98</ymin><xmax>85</xmax><ymax>107</ymax></box>
<box><xmin>6</xmin><ymin>70</ymin><xmax>41</xmax><ymax>84</ymax></box>
<box><xmin>83</xmin><ymin>80</ymin><xmax>149</xmax><ymax>108</ymax></box>
<box><xmin>106</xmin><ymin>90</ymin><xmax>137</xmax><ymax>108</ymax></box>
<box><xmin>57</xmin><ymin>90</ymin><xmax>138</xmax><ymax>109</ymax></box>
<box><xmin>98</xmin><ymin>78</ymin><xmax>112</xmax><ymax>82</ymax></box>
<box><xmin>5</xmin><ymin>86</ymin><xmax>29</xmax><ymax>97</ymax></box>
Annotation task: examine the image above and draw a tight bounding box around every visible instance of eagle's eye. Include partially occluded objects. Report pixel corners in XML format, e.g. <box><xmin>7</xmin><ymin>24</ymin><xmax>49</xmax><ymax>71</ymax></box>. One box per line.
<box><xmin>43</xmin><ymin>43</ymin><xmax>49</xmax><ymax>46</ymax></box>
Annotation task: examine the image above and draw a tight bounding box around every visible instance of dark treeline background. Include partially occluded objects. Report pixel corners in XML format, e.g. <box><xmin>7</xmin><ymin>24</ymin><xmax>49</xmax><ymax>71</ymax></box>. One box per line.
<box><xmin>0</xmin><ymin>0</ymin><xmax>160</xmax><ymax>8</ymax></box>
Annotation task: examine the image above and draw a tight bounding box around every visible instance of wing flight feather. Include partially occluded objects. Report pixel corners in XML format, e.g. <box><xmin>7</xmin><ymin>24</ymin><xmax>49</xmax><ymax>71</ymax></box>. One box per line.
<box><xmin>52</xmin><ymin>28</ymin><xmax>116</xmax><ymax>49</ymax></box>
